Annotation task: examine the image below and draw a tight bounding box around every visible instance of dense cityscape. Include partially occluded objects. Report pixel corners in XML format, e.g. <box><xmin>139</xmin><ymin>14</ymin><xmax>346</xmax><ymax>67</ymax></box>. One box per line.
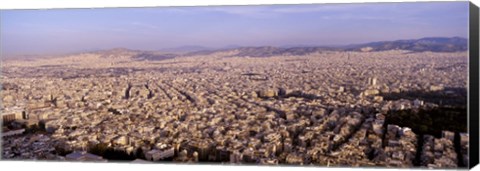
<box><xmin>1</xmin><ymin>48</ymin><xmax>469</xmax><ymax>168</ymax></box>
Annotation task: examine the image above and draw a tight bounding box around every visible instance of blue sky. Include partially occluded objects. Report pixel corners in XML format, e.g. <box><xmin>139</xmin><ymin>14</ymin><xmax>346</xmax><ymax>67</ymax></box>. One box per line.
<box><xmin>0</xmin><ymin>2</ymin><xmax>469</xmax><ymax>56</ymax></box>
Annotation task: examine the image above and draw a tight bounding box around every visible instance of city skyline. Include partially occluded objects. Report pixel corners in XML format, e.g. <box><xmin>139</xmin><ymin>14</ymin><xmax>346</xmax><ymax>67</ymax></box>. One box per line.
<box><xmin>1</xmin><ymin>1</ymin><xmax>469</xmax><ymax>56</ymax></box>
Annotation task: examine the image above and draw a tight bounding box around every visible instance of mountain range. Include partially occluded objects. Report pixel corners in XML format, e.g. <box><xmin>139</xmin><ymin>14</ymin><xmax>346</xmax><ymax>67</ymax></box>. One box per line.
<box><xmin>181</xmin><ymin>37</ymin><xmax>467</xmax><ymax>58</ymax></box>
<box><xmin>6</xmin><ymin>37</ymin><xmax>467</xmax><ymax>60</ymax></box>
<box><xmin>344</xmin><ymin>37</ymin><xmax>467</xmax><ymax>52</ymax></box>
<box><xmin>158</xmin><ymin>45</ymin><xmax>212</xmax><ymax>53</ymax></box>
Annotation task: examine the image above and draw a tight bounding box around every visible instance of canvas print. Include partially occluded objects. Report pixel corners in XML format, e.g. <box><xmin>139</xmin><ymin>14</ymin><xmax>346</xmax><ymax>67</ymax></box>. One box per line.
<box><xmin>0</xmin><ymin>1</ymin><xmax>471</xmax><ymax>169</ymax></box>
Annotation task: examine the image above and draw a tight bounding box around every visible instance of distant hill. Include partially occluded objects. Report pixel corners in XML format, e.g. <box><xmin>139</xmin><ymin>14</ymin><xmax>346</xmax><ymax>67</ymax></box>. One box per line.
<box><xmin>231</xmin><ymin>46</ymin><xmax>339</xmax><ymax>57</ymax></box>
<box><xmin>185</xmin><ymin>37</ymin><xmax>467</xmax><ymax>57</ymax></box>
<box><xmin>345</xmin><ymin>37</ymin><xmax>467</xmax><ymax>52</ymax></box>
<box><xmin>159</xmin><ymin>45</ymin><xmax>211</xmax><ymax>53</ymax></box>
<box><xmin>131</xmin><ymin>52</ymin><xmax>178</xmax><ymax>61</ymax></box>
<box><xmin>87</xmin><ymin>48</ymin><xmax>141</xmax><ymax>58</ymax></box>
<box><xmin>25</xmin><ymin>37</ymin><xmax>465</xmax><ymax>61</ymax></box>
<box><xmin>186</xmin><ymin>46</ymin><xmax>340</xmax><ymax>57</ymax></box>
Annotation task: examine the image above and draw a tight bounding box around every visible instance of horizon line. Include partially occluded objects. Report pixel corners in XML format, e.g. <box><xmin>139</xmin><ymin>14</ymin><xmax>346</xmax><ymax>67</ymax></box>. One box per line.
<box><xmin>2</xmin><ymin>36</ymin><xmax>468</xmax><ymax>58</ymax></box>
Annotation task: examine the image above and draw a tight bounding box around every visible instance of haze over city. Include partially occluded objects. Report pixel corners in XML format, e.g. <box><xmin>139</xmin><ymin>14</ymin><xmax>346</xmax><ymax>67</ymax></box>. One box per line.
<box><xmin>0</xmin><ymin>1</ymin><xmax>468</xmax><ymax>56</ymax></box>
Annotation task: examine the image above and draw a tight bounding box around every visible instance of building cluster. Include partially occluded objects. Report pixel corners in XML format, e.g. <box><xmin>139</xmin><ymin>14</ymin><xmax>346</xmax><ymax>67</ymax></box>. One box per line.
<box><xmin>1</xmin><ymin>50</ymin><xmax>469</xmax><ymax>168</ymax></box>
<box><xmin>382</xmin><ymin>125</ymin><xmax>417</xmax><ymax>167</ymax></box>
<box><xmin>420</xmin><ymin>131</ymin><xmax>459</xmax><ymax>168</ymax></box>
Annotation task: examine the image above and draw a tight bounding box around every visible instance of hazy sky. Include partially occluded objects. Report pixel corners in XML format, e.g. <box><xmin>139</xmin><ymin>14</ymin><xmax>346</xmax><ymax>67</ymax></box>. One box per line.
<box><xmin>0</xmin><ymin>2</ymin><xmax>469</xmax><ymax>56</ymax></box>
